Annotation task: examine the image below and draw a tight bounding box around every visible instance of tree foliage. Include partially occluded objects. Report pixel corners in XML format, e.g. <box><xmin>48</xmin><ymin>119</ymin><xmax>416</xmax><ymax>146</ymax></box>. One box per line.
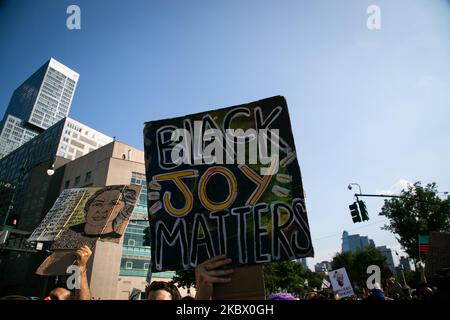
<box><xmin>263</xmin><ymin>260</ymin><xmax>324</xmax><ymax>297</ymax></box>
<box><xmin>379</xmin><ymin>182</ymin><xmax>450</xmax><ymax>261</ymax></box>
<box><xmin>171</xmin><ymin>269</ymin><xmax>196</xmax><ymax>289</ymax></box>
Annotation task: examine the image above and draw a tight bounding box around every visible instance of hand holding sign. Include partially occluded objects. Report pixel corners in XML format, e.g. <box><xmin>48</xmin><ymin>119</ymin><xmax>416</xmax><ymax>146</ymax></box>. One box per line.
<box><xmin>195</xmin><ymin>255</ymin><xmax>234</xmax><ymax>300</ymax></box>
<box><xmin>74</xmin><ymin>245</ymin><xmax>92</xmax><ymax>273</ymax></box>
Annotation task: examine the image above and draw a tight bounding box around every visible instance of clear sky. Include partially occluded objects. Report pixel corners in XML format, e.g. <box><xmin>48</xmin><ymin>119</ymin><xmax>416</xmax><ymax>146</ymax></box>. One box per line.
<box><xmin>1</xmin><ymin>0</ymin><xmax>449</xmax><ymax>268</ymax></box>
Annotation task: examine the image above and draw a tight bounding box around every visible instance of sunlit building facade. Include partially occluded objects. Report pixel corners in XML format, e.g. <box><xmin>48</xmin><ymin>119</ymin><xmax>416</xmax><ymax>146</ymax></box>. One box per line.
<box><xmin>0</xmin><ymin>58</ymin><xmax>79</xmax><ymax>159</ymax></box>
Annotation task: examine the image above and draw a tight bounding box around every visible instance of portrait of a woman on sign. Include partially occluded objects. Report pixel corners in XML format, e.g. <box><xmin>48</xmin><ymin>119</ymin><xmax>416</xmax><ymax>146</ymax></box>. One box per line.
<box><xmin>51</xmin><ymin>185</ymin><xmax>141</xmax><ymax>250</ymax></box>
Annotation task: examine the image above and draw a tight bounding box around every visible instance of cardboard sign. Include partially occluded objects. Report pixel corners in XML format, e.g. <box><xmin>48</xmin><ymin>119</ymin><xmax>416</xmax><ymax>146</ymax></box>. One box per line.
<box><xmin>212</xmin><ymin>265</ymin><xmax>266</xmax><ymax>300</ymax></box>
<box><xmin>329</xmin><ymin>268</ymin><xmax>354</xmax><ymax>298</ymax></box>
<box><xmin>34</xmin><ymin>185</ymin><xmax>141</xmax><ymax>276</ymax></box>
<box><xmin>143</xmin><ymin>96</ymin><xmax>314</xmax><ymax>271</ymax></box>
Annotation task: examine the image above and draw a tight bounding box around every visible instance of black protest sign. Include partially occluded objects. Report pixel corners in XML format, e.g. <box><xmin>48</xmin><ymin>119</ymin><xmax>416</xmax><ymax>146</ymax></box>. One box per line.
<box><xmin>143</xmin><ymin>96</ymin><xmax>314</xmax><ymax>271</ymax></box>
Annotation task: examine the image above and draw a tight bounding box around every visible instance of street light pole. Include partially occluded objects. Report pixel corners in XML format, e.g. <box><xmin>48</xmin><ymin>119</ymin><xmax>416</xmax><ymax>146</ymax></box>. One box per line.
<box><xmin>348</xmin><ymin>183</ymin><xmax>362</xmax><ymax>195</ymax></box>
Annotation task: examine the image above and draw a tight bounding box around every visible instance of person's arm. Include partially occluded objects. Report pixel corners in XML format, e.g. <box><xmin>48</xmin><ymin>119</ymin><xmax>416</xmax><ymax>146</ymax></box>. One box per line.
<box><xmin>74</xmin><ymin>245</ymin><xmax>92</xmax><ymax>300</ymax></box>
<box><xmin>417</xmin><ymin>262</ymin><xmax>427</xmax><ymax>284</ymax></box>
<box><xmin>194</xmin><ymin>255</ymin><xmax>233</xmax><ymax>300</ymax></box>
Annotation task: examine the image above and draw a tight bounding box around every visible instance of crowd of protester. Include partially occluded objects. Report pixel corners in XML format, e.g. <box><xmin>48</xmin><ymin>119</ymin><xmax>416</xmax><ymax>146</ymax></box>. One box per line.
<box><xmin>0</xmin><ymin>245</ymin><xmax>448</xmax><ymax>301</ymax></box>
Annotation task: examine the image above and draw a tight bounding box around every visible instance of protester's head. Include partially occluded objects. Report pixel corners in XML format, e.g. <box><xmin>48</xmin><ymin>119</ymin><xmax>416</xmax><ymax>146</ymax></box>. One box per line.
<box><xmin>305</xmin><ymin>289</ymin><xmax>318</xmax><ymax>300</ymax></box>
<box><xmin>146</xmin><ymin>281</ymin><xmax>181</xmax><ymax>300</ymax></box>
<box><xmin>181</xmin><ymin>295</ymin><xmax>195</xmax><ymax>300</ymax></box>
<box><xmin>369</xmin><ymin>288</ymin><xmax>385</xmax><ymax>300</ymax></box>
<box><xmin>329</xmin><ymin>292</ymin><xmax>340</xmax><ymax>300</ymax></box>
<box><xmin>373</xmin><ymin>282</ymin><xmax>382</xmax><ymax>290</ymax></box>
<box><xmin>48</xmin><ymin>287</ymin><xmax>74</xmax><ymax>300</ymax></box>
<box><xmin>315</xmin><ymin>293</ymin><xmax>328</xmax><ymax>300</ymax></box>
<box><xmin>84</xmin><ymin>186</ymin><xmax>137</xmax><ymax>235</ymax></box>
<box><xmin>268</xmin><ymin>292</ymin><xmax>297</xmax><ymax>300</ymax></box>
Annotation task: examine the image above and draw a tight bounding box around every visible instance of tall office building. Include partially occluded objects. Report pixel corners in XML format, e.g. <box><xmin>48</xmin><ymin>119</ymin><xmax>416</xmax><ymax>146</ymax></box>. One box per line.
<box><xmin>314</xmin><ymin>261</ymin><xmax>332</xmax><ymax>273</ymax></box>
<box><xmin>341</xmin><ymin>231</ymin><xmax>376</xmax><ymax>253</ymax></box>
<box><xmin>0</xmin><ymin>58</ymin><xmax>79</xmax><ymax>158</ymax></box>
<box><xmin>377</xmin><ymin>246</ymin><xmax>396</xmax><ymax>276</ymax></box>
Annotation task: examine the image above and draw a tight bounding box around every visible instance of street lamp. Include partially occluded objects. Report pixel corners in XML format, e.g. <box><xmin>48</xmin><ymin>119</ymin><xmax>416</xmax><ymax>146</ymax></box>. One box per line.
<box><xmin>46</xmin><ymin>163</ymin><xmax>55</xmax><ymax>176</ymax></box>
<box><xmin>348</xmin><ymin>183</ymin><xmax>362</xmax><ymax>194</ymax></box>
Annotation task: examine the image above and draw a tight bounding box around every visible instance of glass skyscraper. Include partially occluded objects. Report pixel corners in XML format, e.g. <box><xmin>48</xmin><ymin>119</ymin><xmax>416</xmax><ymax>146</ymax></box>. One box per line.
<box><xmin>376</xmin><ymin>245</ymin><xmax>396</xmax><ymax>276</ymax></box>
<box><xmin>0</xmin><ymin>58</ymin><xmax>79</xmax><ymax>159</ymax></box>
<box><xmin>341</xmin><ymin>231</ymin><xmax>376</xmax><ymax>253</ymax></box>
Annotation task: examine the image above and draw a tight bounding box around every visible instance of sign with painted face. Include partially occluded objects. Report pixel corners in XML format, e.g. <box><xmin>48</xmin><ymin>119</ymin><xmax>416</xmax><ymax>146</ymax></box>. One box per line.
<box><xmin>51</xmin><ymin>185</ymin><xmax>142</xmax><ymax>250</ymax></box>
<box><xmin>143</xmin><ymin>96</ymin><xmax>314</xmax><ymax>271</ymax></box>
<box><xmin>329</xmin><ymin>268</ymin><xmax>354</xmax><ymax>298</ymax></box>
<box><xmin>30</xmin><ymin>185</ymin><xmax>141</xmax><ymax>248</ymax></box>
<box><xmin>33</xmin><ymin>185</ymin><xmax>141</xmax><ymax>276</ymax></box>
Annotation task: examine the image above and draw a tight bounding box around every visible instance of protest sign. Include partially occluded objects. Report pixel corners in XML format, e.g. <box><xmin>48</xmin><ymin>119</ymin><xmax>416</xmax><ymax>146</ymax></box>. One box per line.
<box><xmin>143</xmin><ymin>96</ymin><xmax>314</xmax><ymax>272</ymax></box>
<box><xmin>212</xmin><ymin>265</ymin><xmax>265</xmax><ymax>300</ymax></box>
<box><xmin>28</xmin><ymin>188</ymin><xmax>87</xmax><ymax>242</ymax></box>
<box><xmin>34</xmin><ymin>185</ymin><xmax>141</xmax><ymax>276</ymax></box>
<box><xmin>329</xmin><ymin>267</ymin><xmax>354</xmax><ymax>298</ymax></box>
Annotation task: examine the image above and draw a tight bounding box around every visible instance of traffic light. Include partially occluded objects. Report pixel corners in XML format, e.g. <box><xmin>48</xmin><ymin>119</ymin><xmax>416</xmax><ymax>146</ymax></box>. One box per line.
<box><xmin>349</xmin><ymin>202</ymin><xmax>361</xmax><ymax>223</ymax></box>
<box><xmin>143</xmin><ymin>226</ymin><xmax>150</xmax><ymax>246</ymax></box>
<box><xmin>358</xmin><ymin>200</ymin><xmax>369</xmax><ymax>221</ymax></box>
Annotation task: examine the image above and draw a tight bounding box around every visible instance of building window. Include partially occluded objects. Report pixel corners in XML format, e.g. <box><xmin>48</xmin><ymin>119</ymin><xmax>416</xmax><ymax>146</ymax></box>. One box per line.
<box><xmin>64</xmin><ymin>180</ymin><xmax>70</xmax><ymax>189</ymax></box>
<box><xmin>85</xmin><ymin>171</ymin><xmax>92</xmax><ymax>183</ymax></box>
<box><xmin>125</xmin><ymin>261</ymin><xmax>133</xmax><ymax>269</ymax></box>
<box><xmin>74</xmin><ymin>176</ymin><xmax>80</xmax><ymax>186</ymax></box>
<box><xmin>128</xmin><ymin>239</ymin><xmax>135</xmax><ymax>246</ymax></box>
<box><xmin>144</xmin><ymin>263</ymin><xmax>150</xmax><ymax>270</ymax></box>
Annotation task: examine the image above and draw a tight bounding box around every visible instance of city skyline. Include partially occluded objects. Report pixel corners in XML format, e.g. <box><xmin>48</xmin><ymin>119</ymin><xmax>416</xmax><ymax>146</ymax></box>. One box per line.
<box><xmin>1</xmin><ymin>0</ymin><xmax>449</xmax><ymax>266</ymax></box>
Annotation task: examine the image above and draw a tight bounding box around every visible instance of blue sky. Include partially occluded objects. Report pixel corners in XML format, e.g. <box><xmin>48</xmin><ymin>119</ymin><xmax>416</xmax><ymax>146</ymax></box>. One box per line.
<box><xmin>1</xmin><ymin>0</ymin><xmax>449</xmax><ymax>267</ymax></box>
